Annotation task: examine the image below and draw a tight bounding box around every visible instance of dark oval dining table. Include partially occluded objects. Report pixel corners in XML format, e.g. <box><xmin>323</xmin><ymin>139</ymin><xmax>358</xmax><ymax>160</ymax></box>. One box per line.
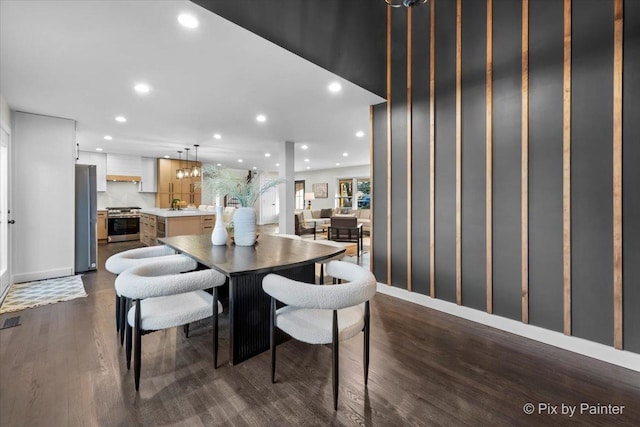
<box><xmin>158</xmin><ymin>234</ymin><xmax>345</xmax><ymax>365</ymax></box>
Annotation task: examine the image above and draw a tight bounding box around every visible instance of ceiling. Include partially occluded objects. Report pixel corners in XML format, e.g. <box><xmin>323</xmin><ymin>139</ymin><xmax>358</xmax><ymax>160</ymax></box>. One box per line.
<box><xmin>0</xmin><ymin>0</ymin><xmax>384</xmax><ymax>173</ymax></box>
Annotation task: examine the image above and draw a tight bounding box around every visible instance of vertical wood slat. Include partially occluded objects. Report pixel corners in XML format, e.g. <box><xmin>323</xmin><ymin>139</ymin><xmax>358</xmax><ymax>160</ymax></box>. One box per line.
<box><xmin>429</xmin><ymin>0</ymin><xmax>436</xmax><ymax>298</ymax></box>
<box><xmin>387</xmin><ymin>5</ymin><xmax>392</xmax><ymax>286</ymax></box>
<box><xmin>407</xmin><ymin>8</ymin><xmax>413</xmax><ymax>292</ymax></box>
<box><xmin>522</xmin><ymin>0</ymin><xmax>529</xmax><ymax>323</ymax></box>
<box><xmin>369</xmin><ymin>105</ymin><xmax>375</xmax><ymax>273</ymax></box>
<box><xmin>456</xmin><ymin>0</ymin><xmax>462</xmax><ymax>305</ymax></box>
<box><xmin>613</xmin><ymin>0</ymin><xmax>623</xmax><ymax>350</ymax></box>
<box><xmin>563</xmin><ymin>0</ymin><xmax>572</xmax><ymax>336</ymax></box>
<box><xmin>486</xmin><ymin>0</ymin><xmax>493</xmax><ymax>314</ymax></box>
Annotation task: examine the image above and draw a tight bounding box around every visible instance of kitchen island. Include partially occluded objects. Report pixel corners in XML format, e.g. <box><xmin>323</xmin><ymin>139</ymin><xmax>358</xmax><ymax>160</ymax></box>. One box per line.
<box><xmin>139</xmin><ymin>208</ymin><xmax>214</xmax><ymax>246</ymax></box>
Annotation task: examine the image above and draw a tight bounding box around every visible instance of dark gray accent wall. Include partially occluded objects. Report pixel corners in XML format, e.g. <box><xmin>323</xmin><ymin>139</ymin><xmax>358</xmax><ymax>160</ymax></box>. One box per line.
<box><xmin>528</xmin><ymin>0</ymin><xmax>564</xmax><ymax>333</ymax></box>
<box><xmin>410</xmin><ymin>5</ymin><xmax>431</xmax><ymax>296</ymax></box>
<box><xmin>433</xmin><ymin>0</ymin><xmax>457</xmax><ymax>303</ymax></box>
<box><xmin>192</xmin><ymin>0</ymin><xmax>387</xmax><ymax>98</ymax></box>
<box><xmin>623</xmin><ymin>0</ymin><xmax>640</xmax><ymax>353</ymax></box>
<box><xmin>390</xmin><ymin>9</ymin><xmax>408</xmax><ymax>288</ymax></box>
<box><xmin>491</xmin><ymin>0</ymin><xmax>522</xmax><ymax>321</ymax></box>
<box><xmin>460</xmin><ymin>0</ymin><xmax>487</xmax><ymax>311</ymax></box>
<box><xmin>372</xmin><ymin>102</ymin><xmax>388</xmax><ymax>284</ymax></box>
<box><xmin>571</xmin><ymin>0</ymin><xmax>614</xmax><ymax>346</ymax></box>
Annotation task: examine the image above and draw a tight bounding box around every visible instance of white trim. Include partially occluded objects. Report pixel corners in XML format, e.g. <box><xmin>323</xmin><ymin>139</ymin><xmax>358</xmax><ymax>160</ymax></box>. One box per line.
<box><xmin>376</xmin><ymin>283</ymin><xmax>640</xmax><ymax>373</ymax></box>
<box><xmin>13</xmin><ymin>267</ymin><xmax>74</xmax><ymax>284</ymax></box>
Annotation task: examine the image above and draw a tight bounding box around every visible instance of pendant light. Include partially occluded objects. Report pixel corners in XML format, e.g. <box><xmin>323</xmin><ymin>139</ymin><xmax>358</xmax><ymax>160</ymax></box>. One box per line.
<box><xmin>184</xmin><ymin>147</ymin><xmax>192</xmax><ymax>178</ymax></box>
<box><xmin>191</xmin><ymin>144</ymin><xmax>201</xmax><ymax>177</ymax></box>
<box><xmin>176</xmin><ymin>151</ymin><xmax>185</xmax><ymax>180</ymax></box>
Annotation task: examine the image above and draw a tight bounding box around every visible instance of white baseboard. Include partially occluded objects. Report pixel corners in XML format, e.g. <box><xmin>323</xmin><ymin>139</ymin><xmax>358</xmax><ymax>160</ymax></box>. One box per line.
<box><xmin>376</xmin><ymin>283</ymin><xmax>640</xmax><ymax>373</ymax></box>
<box><xmin>12</xmin><ymin>267</ymin><xmax>75</xmax><ymax>284</ymax></box>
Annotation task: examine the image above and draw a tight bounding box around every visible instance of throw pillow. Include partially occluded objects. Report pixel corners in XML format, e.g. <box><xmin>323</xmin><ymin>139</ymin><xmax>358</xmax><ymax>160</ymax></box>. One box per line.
<box><xmin>320</xmin><ymin>208</ymin><xmax>333</xmax><ymax>218</ymax></box>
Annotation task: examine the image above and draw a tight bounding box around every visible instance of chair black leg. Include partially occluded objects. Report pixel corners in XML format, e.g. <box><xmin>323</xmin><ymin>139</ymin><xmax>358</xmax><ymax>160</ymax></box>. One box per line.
<box><xmin>126</xmin><ymin>320</ymin><xmax>132</xmax><ymax>370</ymax></box>
<box><xmin>120</xmin><ymin>297</ymin><xmax>129</xmax><ymax>346</ymax></box>
<box><xmin>134</xmin><ymin>299</ymin><xmax>142</xmax><ymax>391</ymax></box>
<box><xmin>184</xmin><ymin>323</ymin><xmax>190</xmax><ymax>338</ymax></box>
<box><xmin>115</xmin><ymin>294</ymin><xmax>120</xmax><ymax>333</ymax></box>
<box><xmin>319</xmin><ymin>264</ymin><xmax>324</xmax><ymax>285</ymax></box>
<box><xmin>213</xmin><ymin>287</ymin><xmax>218</xmax><ymax>369</ymax></box>
<box><xmin>270</xmin><ymin>297</ymin><xmax>276</xmax><ymax>383</ymax></box>
<box><xmin>364</xmin><ymin>301</ymin><xmax>370</xmax><ymax>386</ymax></box>
<box><xmin>332</xmin><ymin>309</ymin><xmax>339</xmax><ymax>411</ymax></box>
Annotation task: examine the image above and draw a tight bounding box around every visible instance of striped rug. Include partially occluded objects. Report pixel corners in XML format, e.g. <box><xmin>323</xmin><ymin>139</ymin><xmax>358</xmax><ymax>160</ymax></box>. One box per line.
<box><xmin>0</xmin><ymin>275</ymin><xmax>87</xmax><ymax>314</ymax></box>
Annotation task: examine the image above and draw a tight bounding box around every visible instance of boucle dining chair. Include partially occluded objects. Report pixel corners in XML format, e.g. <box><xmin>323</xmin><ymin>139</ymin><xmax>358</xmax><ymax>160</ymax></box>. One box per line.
<box><xmin>115</xmin><ymin>255</ymin><xmax>227</xmax><ymax>391</ymax></box>
<box><xmin>105</xmin><ymin>245</ymin><xmax>177</xmax><ymax>345</ymax></box>
<box><xmin>311</xmin><ymin>240</ymin><xmax>347</xmax><ymax>284</ymax></box>
<box><xmin>262</xmin><ymin>260</ymin><xmax>376</xmax><ymax>410</ymax></box>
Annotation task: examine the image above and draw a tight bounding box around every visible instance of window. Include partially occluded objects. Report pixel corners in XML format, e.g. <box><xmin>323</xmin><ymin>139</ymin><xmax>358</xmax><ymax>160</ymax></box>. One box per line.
<box><xmin>295</xmin><ymin>180</ymin><xmax>305</xmax><ymax>210</ymax></box>
<box><xmin>336</xmin><ymin>179</ymin><xmax>353</xmax><ymax>209</ymax></box>
<box><xmin>357</xmin><ymin>179</ymin><xmax>370</xmax><ymax>208</ymax></box>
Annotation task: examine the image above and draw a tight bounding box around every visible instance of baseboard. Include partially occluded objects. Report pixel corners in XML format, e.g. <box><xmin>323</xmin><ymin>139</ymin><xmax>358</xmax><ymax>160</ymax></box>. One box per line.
<box><xmin>12</xmin><ymin>267</ymin><xmax>75</xmax><ymax>284</ymax></box>
<box><xmin>376</xmin><ymin>283</ymin><xmax>640</xmax><ymax>373</ymax></box>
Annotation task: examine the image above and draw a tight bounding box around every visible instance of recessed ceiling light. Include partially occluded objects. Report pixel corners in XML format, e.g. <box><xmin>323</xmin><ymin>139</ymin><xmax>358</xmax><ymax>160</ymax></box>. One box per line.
<box><xmin>256</xmin><ymin>114</ymin><xmax>267</xmax><ymax>123</ymax></box>
<box><xmin>304</xmin><ymin>158</ymin><xmax>310</xmax><ymax>163</ymax></box>
<box><xmin>328</xmin><ymin>82</ymin><xmax>342</xmax><ymax>93</ymax></box>
<box><xmin>355</xmin><ymin>131</ymin><xmax>365</xmax><ymax>138</ymax></box>
<box><xmin>217</xmin><ymin>163</ymin><xmax>222</xmax><ymax>167</ymax></box>
<box><xmin>301</xmin><ymin>145</ymin><xmax>308</xmax><ymax>150</ymax></box>
<box><xmin>134</xmin><ymin>83</ymin><xmax>151</xmax><ymax>94</ymax></box>
<box><xmin>238</xmin><ymin>159</ymin><xmax>243</xmax><ymax>163</ymax></box>
<box><xmin>96</xmin><ymin>148</ymin><xmax>103</xmax><ymax>151</ymax></box>
<box><xmin>275</xmin><ymin>163</ymin><xmax>280</xmax><ymax>167</ymax></box>
<box><xmin>306</xmin><ymin>166</ymin><xmax>311</xmax><ymax>170</ymax></box>
<box><xmin>213</xmin><ymin>133</ymin><xmax>222</xmax><ymax>140</ymax></box>
<box><xmin>342</xmin><ymin>152</ymin><xmax>349</xmax><ymax>157</ymax></box>
<box><xmin>253</xmin><ymin>166</ymin><xmax>257</xmax><ymax>170</ymax></box>
<box><xmin>104</xmin><ymin>135</ymin><xmax>112</xmax><ymax>140</ymax></box>
<box><xmin>336</xmin><ymin>162</ymin><xmax>341</xmax><ymax>166</ymax></box>
<box><xmin>177</xmin><ymin>14</ymin><xmax>199</xmax><ymax>29</ymax></box>
<box><xmin>115</xmin><ymin>116</ymin><xmax>127</xmax><ymax>123</ymax></box>
<box><xmin>265</xmin><ymin>153</ymin><xmax>271</xmax><ymax>157</ymax></box>
<box><xmin>164</xmin><ymin>155</ymin><xmax>171</xmax><ymax>159</ymax></box>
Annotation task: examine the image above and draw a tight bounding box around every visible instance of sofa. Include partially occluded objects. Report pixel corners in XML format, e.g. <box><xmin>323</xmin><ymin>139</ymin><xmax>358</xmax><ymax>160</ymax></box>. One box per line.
<box><xmin>295</xmin><ymin>208</ymin><xmax>370</xmax><ymax>235</ymax></box>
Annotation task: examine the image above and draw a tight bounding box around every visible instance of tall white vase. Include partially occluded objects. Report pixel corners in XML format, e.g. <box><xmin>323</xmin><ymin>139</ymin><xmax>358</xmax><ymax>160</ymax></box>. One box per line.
<box><xmin>233</xmin><ymin>207</ymin><xmax>256</xmax><ymax>246</ymax></box>
<box><xmin>211</xmin><ymin>206</ymin><xmax>228</xmax><ymax>245</ymax></box>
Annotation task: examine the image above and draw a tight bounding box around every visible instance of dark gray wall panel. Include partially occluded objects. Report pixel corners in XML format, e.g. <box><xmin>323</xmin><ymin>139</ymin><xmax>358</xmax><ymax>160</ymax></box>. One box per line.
<box><xmin>434</xmin><ymin>0</ymin><xmax>457</xmax><ymax>303</ymax></box>
<box><xmin>571</xmin><ymin>0</ymin><xmax>614</xmax><ymax>346</ymax></box>
<box><xmin>411</xmin><ymin>5</ymin><xmax>431</xmax><ymax>296</ymax></box>
<box><xmin>372</xmin><ymin>102</ymin><xmax>388</xmax><ymax>284</ymax></box>
<box><xmin>460</xmin><ymin>0</ymin><xmax>486</xmax><ymax>311</ymax></box>
<box><xmin>492</xmin><ymin>0</ymin><xmax>522</xmax><ymax>321</ymax></box>
<box><xmin>193</xmin><ymin>0</ymin><xmax>387</xmax><ymax>98</ymax></box>
<box><xmin>623</xmin><ymin>0</ymin><xmax>640</xmax><ymax>353</ymax></box>
<box><xmin>528</xmin><ymin>0</ymin><xmax>564</xmax><ymax>332</ymax></box>
<box><xmin>390</xmin><ymin>9</ymin><xmax>408</xmax><ymax>288</ymax></box>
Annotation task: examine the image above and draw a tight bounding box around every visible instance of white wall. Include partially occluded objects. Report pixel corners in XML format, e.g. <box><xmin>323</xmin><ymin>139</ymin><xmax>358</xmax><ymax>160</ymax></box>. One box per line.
<box><xmin>0</xmin><ymin>95</ymin><xmax>11</xmax><ymax>129</ymax></box>
<box><xmin>294</xmin><ymin>164</ymin><xmax>370</xmax><ymax>210</ymax></box>
<box><xmin>97</xmin><ymin>181</ymin><xmax>156</xmax><ymax>210</ymax></box>
<box><xmin>12</xmin><ymin>112</ymin><xmax>75</xmax><ymax>282</ymax></box>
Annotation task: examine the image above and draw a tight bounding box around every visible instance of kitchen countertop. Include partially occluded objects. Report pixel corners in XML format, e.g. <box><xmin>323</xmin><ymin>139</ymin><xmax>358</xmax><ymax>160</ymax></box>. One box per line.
<box><xmin>140</xmin><ymin>208</ymin><xmax>215</xmax><ymax>218</ymax></box>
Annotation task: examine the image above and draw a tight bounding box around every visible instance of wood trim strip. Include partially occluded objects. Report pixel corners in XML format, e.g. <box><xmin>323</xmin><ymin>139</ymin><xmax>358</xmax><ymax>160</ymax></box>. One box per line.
<box><xmin>387</xmin><ymin>5</ymin><xmax>393</xmax><ymax>286</ymax></box>
<box><xmin>613</xmin><ymin>0</ymin><xmax>623</xmax><ymax>350</ymax></box>
<box><xmin>521</xmin><ymin>0</ymin><xmax>529</xmax><ymax>323</ymax></box>
<box><xmin>429</xmin><ymin>0</ymin><xmax>436</xmax><ymax>298</ymax></box>
<box><xmin>369</xmin><ymin>105</ymin><xmax>375</xmax><ymax>274</ymax></box>
<box><xmin>407</xmin><ymin>7</ymin><xmax>413</xmax><ymax>292</ymax></box>
<box><xmin>456</xmin><ymin>0</ymin><xmax>462</xmax><ymax>305</ymax></box>
<box><xmin>563</xmin><ymin>0</ymin><xmax>572</xmax><ymax>336</ymax></box>
<box><xmin>106</xmin><ymin>174</ymin><xmax>142</xmax><ymax>182</ymax></box>
<box><xmin>486</xmin><ymin>0</ymin><xmax>493</xmax><ymax>314</ymax></box>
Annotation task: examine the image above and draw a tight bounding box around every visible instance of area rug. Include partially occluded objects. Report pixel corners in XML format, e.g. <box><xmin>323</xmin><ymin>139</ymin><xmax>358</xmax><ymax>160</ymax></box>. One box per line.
<box><xmin>0</xmin><ymin>275</ymin><xmax>87</xmax><ymax>314</ymax></box>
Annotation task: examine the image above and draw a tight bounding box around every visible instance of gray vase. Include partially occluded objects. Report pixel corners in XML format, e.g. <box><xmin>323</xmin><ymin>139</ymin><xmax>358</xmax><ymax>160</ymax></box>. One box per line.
<box><xmin>233</xmin><ymin>207</ymin><xmax>256</xmax><ymax>246</ymax></box>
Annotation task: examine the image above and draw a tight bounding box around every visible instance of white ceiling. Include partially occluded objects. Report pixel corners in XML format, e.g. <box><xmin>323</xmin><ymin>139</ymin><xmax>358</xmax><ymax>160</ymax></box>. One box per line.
<box><xmin>0</xmin><ymin>0</ymin><xmax>384</xmax><ymax>173</ymax></box>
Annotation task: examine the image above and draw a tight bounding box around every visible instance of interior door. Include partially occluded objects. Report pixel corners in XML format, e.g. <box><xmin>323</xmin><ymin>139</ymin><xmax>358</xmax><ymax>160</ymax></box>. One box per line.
<box><xmin>0</xmin><ymin>126</ymin><xmax>11</xmax><ymax>297</ymax></box>
<box><xmin>261</xmin><ymin>183</ymin><xmax>278</xmax><ymax>224</ymax></box>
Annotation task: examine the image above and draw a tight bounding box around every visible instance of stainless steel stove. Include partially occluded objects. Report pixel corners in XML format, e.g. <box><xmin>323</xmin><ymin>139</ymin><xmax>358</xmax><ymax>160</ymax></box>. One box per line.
<box><xmin>106</xmin><ymin>207</ymin><xmax>141</xmax><ymax>242</ymax></box>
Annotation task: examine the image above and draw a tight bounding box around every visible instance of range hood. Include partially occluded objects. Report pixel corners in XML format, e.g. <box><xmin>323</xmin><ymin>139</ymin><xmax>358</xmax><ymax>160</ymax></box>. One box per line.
<box><xmin>106</xmin><ymin>174</ymin><xmax>141</xmax><ymax>182</ymax></box>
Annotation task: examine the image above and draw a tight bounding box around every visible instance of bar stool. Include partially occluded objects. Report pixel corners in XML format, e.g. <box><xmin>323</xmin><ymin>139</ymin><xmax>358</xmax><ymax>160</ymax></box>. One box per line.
<box><xmin>105</xmin><ymin>245</ymin><xmax>177</xmax><ymax>345</ymax></box>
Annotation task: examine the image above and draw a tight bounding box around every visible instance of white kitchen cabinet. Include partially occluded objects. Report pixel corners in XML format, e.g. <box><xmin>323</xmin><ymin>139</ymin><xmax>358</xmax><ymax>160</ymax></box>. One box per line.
<box><xmin>77</xmin><ymin>150</ymin><xmax>107</xmax><ymax>191</ymax></box>
<box><xmin>106</xmin><ymin>153</ymin><xmax>141</xmax><ymax>176</ymax></box>
<box><xmin>139</xmin><ymin>157</ymin><xmax>157</xmax><ymax>193</ymax></box>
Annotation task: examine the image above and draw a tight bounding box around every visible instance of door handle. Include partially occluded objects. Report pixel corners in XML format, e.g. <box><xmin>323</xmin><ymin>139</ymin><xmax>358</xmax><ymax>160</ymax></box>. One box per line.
<box><xmin>8</xmin><ymin>220</ymin><xmax>15</xmax><ymax>224</ymax></box>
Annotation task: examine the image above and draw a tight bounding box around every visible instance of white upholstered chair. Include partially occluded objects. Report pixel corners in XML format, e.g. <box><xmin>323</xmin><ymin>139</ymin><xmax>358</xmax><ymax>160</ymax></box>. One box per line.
<box><xmin>115</xmin><ymin>255</ymin><xmax>227</xmax><ymax>390</ymax></box>
<box><xmin>310</xmin><ymin>240</ymin><xmax>347</xmax><ymax>284</ymax></box>
<box><xmin>105</xmin><ymin>245</ymin><xmax>177</xmax><ymax>345</ymax></box>
<box><xmin>262</xmin><ymin>260</ymin><xmax>376</xmax><ymax>410</ymax></box>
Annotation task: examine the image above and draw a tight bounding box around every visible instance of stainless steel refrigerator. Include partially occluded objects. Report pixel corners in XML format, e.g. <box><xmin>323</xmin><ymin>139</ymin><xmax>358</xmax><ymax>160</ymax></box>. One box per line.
<box><xmin>75</xmin><ymin>164</ymin><xmax>97</xmax><ymax>272</ymax></box>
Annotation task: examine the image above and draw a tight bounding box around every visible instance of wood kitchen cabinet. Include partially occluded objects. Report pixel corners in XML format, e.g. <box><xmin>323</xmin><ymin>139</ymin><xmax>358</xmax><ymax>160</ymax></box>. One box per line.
<box><xmin>97</xmin><ymin>210</ymin><xmax>108</xmax><ymax>243</ymax></box>
<box><xmin>156</xmin><ymin>159</ymin><xmax>202</xmax><ymax>208</ymax></box>
<box><xmin>140</xmin><ymin>213</ymin><xmax>157</xmax><ymax>246</ymax></box>
<box><xmin>140</xmin><ymin>211</ymin><xmax>213</xmax><ymax>246</ymax></box>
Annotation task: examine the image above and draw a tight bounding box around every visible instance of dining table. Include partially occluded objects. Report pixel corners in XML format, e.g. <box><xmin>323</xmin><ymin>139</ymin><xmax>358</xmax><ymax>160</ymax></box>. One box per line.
<box><xmin>158</xmin><ymin>234</ymin><xmax>345</xmax><ymax>365</ymax></box>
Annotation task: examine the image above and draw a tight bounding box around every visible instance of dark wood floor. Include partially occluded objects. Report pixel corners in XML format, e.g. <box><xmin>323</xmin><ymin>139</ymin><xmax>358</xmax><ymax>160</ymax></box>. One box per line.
<box><xmin>1</xmin><ymin>241</ymin><xmax>639</xmax><ymax>426</ymax></box>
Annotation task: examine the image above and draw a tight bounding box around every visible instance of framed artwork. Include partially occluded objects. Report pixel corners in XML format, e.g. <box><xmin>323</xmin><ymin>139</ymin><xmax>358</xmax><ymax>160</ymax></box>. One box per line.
<box><xmin>312</xmin><ymin>183</ymin><xmax>328</xmax><ymax>198</ymax></box>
